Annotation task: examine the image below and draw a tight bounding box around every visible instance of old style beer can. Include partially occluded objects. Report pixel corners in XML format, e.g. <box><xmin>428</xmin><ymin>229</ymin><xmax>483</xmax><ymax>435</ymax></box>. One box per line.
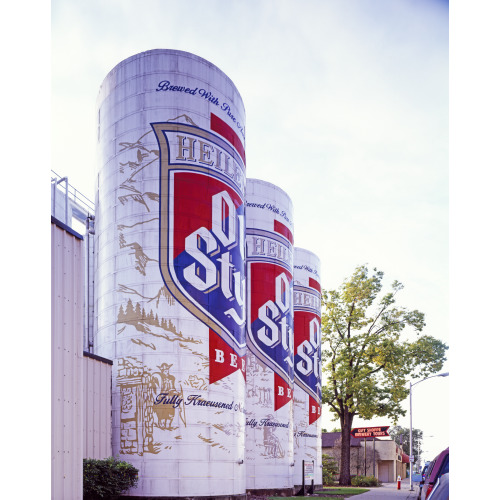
<box><xmin>94</xmin><ymin>50</ymin><xmax>246</xmax><ymax>497</ymax></box>
<box><xmin>245</xmin><ymin>179</ymin><xmax>294</xmax><ymax>494</ymax></box>
<box><xmin>293</xmin><ymin>248</ymin><xmax>322</xmax><ymax>488</ymax></box>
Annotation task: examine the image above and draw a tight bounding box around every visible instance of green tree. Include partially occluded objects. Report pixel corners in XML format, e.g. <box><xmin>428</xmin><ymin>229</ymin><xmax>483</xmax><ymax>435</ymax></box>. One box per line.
<box><xmin>322</xmin><ymin>453</ymin><xmax>339</xmax><ymax>486</ymax></box>
<box><xmin>388</xmin><ymin>424</ymin><xmax>423</xmax><ymax>457</ymax></box>
<box><xmin>321</xmin><ymin>265</ymin><xmax>447</xmax><ymax>486</ymax></box>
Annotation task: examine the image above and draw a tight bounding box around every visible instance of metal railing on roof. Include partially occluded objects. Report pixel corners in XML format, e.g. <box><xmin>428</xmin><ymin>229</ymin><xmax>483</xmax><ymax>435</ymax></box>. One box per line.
<box><xmin>51</xmin><ymin>169</ymin><xmax>95</xmax><ymax>216</ymax></box>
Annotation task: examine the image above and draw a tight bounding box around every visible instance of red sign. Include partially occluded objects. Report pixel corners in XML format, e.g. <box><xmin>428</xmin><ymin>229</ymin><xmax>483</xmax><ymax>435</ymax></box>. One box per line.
<box><xmin>351</xmin><ymin>426</ymin><xmax>390</xmax><ymax>438</ymax></box>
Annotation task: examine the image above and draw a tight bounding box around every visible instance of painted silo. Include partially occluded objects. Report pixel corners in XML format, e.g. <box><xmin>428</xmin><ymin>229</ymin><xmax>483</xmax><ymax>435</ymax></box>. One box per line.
<box><xmin>245</xmin><ymin>179</ymin><xmax>294</xmax><ymax>494</ymax></box>
<box><xmin>292</xmin><ymin>248</ymin><xmax>322</xmax><ymax>489</ymax></box>
<box><xmin>94</xmin><ymin>50</ymin><xmax>247</xmax><ymax>498</ymax></box>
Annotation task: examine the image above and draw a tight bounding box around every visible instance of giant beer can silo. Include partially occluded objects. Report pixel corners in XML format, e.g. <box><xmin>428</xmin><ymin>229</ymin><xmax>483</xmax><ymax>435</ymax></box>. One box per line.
<box><xmin>292</xmin><ymin>248</ymin><xmax>322</xmax><ymax>489</ymax></box>
<box><xmin>94</xmin><ymin>50</ymin><xmax>247</xmax><ymax>498</ymax></box>
<box><xmin>245</xmin><ymin>179</ymin><xmax>294</xmax><ymax>494</ymax></box>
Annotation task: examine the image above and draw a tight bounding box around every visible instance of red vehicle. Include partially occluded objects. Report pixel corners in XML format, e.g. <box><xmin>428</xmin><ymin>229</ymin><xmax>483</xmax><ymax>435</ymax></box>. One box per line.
<box><xmin>418</xmin><ymin>447</ymin><xmax>449</xmax><ymax>500</ymax></box>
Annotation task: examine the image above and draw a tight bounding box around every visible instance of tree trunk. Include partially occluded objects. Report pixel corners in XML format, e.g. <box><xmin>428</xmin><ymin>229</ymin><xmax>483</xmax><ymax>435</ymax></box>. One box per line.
<box><xmin>339</xmin><ymin>412</ymin><xmax>354</xmax><ymax>486</ymax></box>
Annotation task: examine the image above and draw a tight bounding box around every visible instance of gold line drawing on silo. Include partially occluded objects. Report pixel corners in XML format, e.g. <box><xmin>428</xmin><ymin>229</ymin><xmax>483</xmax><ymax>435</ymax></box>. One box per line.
<box><xmin>117</xmin><ymin>114</ymin><xmax>198</xmax><ymax>190</ymax></box>
<box><xmin>198</xmin><ymin>419</ymin><xmax>244</xmax><ymax>441</ymax></box>
<box><xmin>196</xmin><ymin>434</ymin><xmax>230</xmax><ymax>452</ymax></box>
<box><xmin>262</xmin><ymin>417</ymin><xmax>285</xmax><ymax>459</ymax></box>
<box><xmin>118</xmin><ymin>186</ymin><xmax>159</xmax><ymax>212</ymax></box>
<box><xmin>117</xmin><ymin>114</ymin><xmax>197</xmax><ymax>165</ymax></box>
<box><xmin>119</xmin><ymin>146</ymin><xmax>155</xmax><ymax>173</ymax></box>
<box><xmin>293</xmin><ymin>392</ymin><xmax>307</xmax><ymax>449</ymax></box>
<box><xmin>117</xmin><ymin>217</ymin><xmax>159</xmax><ymax>231</ymax></box>
<box><xmin>151</xmin><ymin>362</ymin><xmax>187</xmax><ymax>431</ymax></box>
<box><xmin>131</xmin><ymin>338</ymin><xmax>156</xmax><ymax>350</ymax></box>
<box><xmin>185</xmin><ymin>374</ymin><xmax>207</xmax><ymax>390</ymax></box>
<box><xmin>117</xmin><ymin>129</ymin><xmax>159</xmax><ymax>212</ymax></box>
<box><xmin>118</xmin><ymin>130</ymin><xmax>157</xmax><ymax>156</ymax></box>
<box><xmin>117</xmin><ymin>357</ymin><xmax>162</xmax><ymax>456</ymax></box>
<box><xmin>119</xmin><ymin>231</ymin><xmax>158</xmax><ymax>276</ymax></box>
<box><xmin>116</xmin><ymin>298</ymin><xmax>203</xmax><ymax>348</ymax></box>
<box><xmin>118</xmin><ymin>284</ymin><xmax>175</xmax><ymax>307</ymax></box>
<box><xmin>167</xmin><ymin>114</ymin><xmax>199</xmax><ymax>127</ymax></box>
<box><xmin>294</xmin><ymin>423</ymin><xmax>300</xmax><ymax>448</ymax></box>
<box><xmin>118</xmin><ymin>357</ymin><xmax>188</xmax><ymax>456</ymax></box>
<box><xmin>246</xmin><ymin>354</ymin><xmax>273</xmax><ymax>408</ymax></box>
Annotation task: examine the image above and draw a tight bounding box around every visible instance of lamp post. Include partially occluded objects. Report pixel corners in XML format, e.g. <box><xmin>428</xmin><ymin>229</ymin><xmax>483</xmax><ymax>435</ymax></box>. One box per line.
<box><xmin>409</xmin><ymin>372</ymin><xmax>449</xmax><ymax>491</ymax></box>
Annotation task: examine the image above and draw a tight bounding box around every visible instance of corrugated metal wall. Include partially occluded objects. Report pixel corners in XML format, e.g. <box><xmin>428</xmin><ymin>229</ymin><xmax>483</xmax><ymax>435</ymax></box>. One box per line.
<box><xmin>51</xmin><ymin>219</ymin><xmax>84</xmax><ymax>500</ymax></box>
<box><xmin>83</xmin><ymin>353</ymin><xmax>112</xmax><ymax>458</ymax></box>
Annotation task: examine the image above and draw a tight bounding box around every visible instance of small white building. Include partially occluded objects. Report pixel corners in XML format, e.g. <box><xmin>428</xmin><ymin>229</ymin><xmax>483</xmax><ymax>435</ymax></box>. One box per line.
<box><xmin>52</xmin><ymin>178</ymin><xmax>112</xmax><ymax>500</ymax></box>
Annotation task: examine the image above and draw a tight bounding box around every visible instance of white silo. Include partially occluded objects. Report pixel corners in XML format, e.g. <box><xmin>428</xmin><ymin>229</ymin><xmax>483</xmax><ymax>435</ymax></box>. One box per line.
<box><xmin>293</xmin><ymin>248</ymin><xmax>322</xmax><ymax>490</ymax></box>
<box><xmin>245</xmin><ymin>179</ymin><xmax>295</xmax><ymax>495</ymax></box>
<box><xmin>94</xmin><ymin>49</ymin><xmax>247</xmax><ymax>497</ymax></box>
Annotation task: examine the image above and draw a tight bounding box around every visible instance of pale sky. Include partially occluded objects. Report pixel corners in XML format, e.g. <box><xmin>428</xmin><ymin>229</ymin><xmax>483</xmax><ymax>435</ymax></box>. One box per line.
<box><xmin>50</xmin><ymin>0</ymin><xmax>451</xmax><ymax>460</ymax></box>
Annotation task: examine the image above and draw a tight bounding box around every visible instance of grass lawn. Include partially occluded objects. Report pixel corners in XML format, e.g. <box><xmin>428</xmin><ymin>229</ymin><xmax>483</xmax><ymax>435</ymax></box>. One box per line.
<box><xmin>269</xmin><ymin>488</ymin><xmax>370</xmax><ymax>500</ymax></box>
<box><xmin>320</xmin><ymin>487</ymin><xmax>371</xmax><ymax>495</ymax></box>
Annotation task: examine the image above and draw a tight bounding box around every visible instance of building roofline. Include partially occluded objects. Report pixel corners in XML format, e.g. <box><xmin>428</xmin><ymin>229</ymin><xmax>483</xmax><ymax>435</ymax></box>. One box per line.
<box><xmin>51</xmin><ymin>215</ymin><xmax>84</xmax><ymax>240</ymax></box>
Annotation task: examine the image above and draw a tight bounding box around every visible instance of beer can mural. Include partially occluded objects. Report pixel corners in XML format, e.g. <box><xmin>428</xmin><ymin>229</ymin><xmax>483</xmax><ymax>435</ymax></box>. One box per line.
<box><xmin>245</xmin><ymin>179</ymin><xmax>295</xmax><ymax>493</ymax></box>
<box><xmin>94</xmin><ymin>50</ymin><xmax>247</xmax><ymax>497</ymax></box>
<box><xmin>292</xmin><ymin>248</ymin><xmax>322</xmax><ymax>488</ymax></box>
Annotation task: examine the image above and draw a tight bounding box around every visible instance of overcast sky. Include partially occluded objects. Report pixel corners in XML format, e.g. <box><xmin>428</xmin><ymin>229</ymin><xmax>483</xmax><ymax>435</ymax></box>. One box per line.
<box><xmin>49</xmin><ymin>0</ymin><xmax>452</xmax><ymax>459</ymax></box>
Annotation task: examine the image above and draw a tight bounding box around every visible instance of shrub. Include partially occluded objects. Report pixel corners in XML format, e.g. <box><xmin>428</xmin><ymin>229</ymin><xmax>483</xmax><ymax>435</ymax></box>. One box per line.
<box><xmin>322</xmin><ymin>453</ymin><xmax>339</xmax><ymax>486</ymax></box>
<box><xmin>83</xmin><ymin>457</ymin><xmax>139</xmax><ymax>499</ymax></box>
<box><xmin>351</xmin><ymin>475</ymin><xmax>380</xmax><ymax>487</ymax></box>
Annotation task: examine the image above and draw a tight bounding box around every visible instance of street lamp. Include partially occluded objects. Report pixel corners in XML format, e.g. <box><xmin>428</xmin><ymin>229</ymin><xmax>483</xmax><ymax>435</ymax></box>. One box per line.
<box><xmin>409</xmin><ymin>372</ymin><xmax>449</xmax><ymax>491</ymax></box>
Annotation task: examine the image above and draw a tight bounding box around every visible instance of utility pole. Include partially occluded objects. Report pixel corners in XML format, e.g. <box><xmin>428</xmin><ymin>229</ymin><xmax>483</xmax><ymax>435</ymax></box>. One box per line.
<box><xmin>364</xmin><ymin>437</ymin><xmax>367</xmax><ymax>476</ymax></box>
<box><xmin>372</xmin><ymin>438</ymin><xmax>376</xmax><ymax>478</ymax></box>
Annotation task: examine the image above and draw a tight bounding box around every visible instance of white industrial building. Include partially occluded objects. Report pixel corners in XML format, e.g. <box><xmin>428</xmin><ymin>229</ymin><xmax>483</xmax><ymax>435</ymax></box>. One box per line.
<box><xmin>51</xmin><ymin>172</ymin><xmax>112</xmax><ymax>500</ymax></box>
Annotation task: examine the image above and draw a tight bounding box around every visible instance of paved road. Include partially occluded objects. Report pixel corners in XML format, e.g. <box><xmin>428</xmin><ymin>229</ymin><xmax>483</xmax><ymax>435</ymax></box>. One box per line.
<box><xmin>353</xmin><ymin>478</ymin><xmax>420</xmax><ymax>499</ymax></box>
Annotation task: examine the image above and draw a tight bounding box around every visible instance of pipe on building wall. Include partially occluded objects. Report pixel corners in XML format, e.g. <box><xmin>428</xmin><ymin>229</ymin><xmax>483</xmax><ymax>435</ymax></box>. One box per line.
<box><xmin>86</xmin><ymin>214</ymin><xmax>95</xmax><ymax>352</ymax></box>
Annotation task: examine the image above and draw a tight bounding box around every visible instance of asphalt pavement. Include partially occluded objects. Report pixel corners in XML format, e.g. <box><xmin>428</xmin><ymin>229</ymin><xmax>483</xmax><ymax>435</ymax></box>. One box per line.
<box><xmin>353</xmin><ymin>478</ymin><xmax>420</xmax><ymax>499</ymax></box>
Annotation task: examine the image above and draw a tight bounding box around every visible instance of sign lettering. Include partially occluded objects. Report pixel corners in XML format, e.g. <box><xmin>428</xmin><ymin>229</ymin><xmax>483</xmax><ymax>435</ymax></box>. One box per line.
<box><xmin>350</xmin><ymin>426</ymin><xmax>390</xmax><ymax>438</ymax></box>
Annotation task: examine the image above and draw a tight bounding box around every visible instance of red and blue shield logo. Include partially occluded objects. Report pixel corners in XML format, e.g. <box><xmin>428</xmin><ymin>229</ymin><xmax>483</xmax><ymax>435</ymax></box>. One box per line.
<box><xmin>293</xmin><ymin>278</ymin><xmax>322</xmax><ymax>423</ymax></box>
<box><xmin>246</xmin><ymin>225</ymin><xmax>295</xmax><ymax>410</ymax></box>
<box><xmin>152</xmin><ymin>117</ymin><xmax>246</xmax><ymax>383</ymax></box>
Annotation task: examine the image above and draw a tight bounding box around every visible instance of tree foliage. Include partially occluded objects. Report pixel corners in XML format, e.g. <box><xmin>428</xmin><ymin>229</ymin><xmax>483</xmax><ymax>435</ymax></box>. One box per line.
<box><xmin>321</xmin><ymin>265</ymin><xmax>448</xmax><ymax>486</ymax></box>
<box><xmin>322</xmin><ymin>453</ymin><xmax>339</xmax><ymax>486</ymax></box>
<box><xmin>388</xmin><ymin>425</ymin><xmax>423</xmax><ymax>457</ymax></box>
